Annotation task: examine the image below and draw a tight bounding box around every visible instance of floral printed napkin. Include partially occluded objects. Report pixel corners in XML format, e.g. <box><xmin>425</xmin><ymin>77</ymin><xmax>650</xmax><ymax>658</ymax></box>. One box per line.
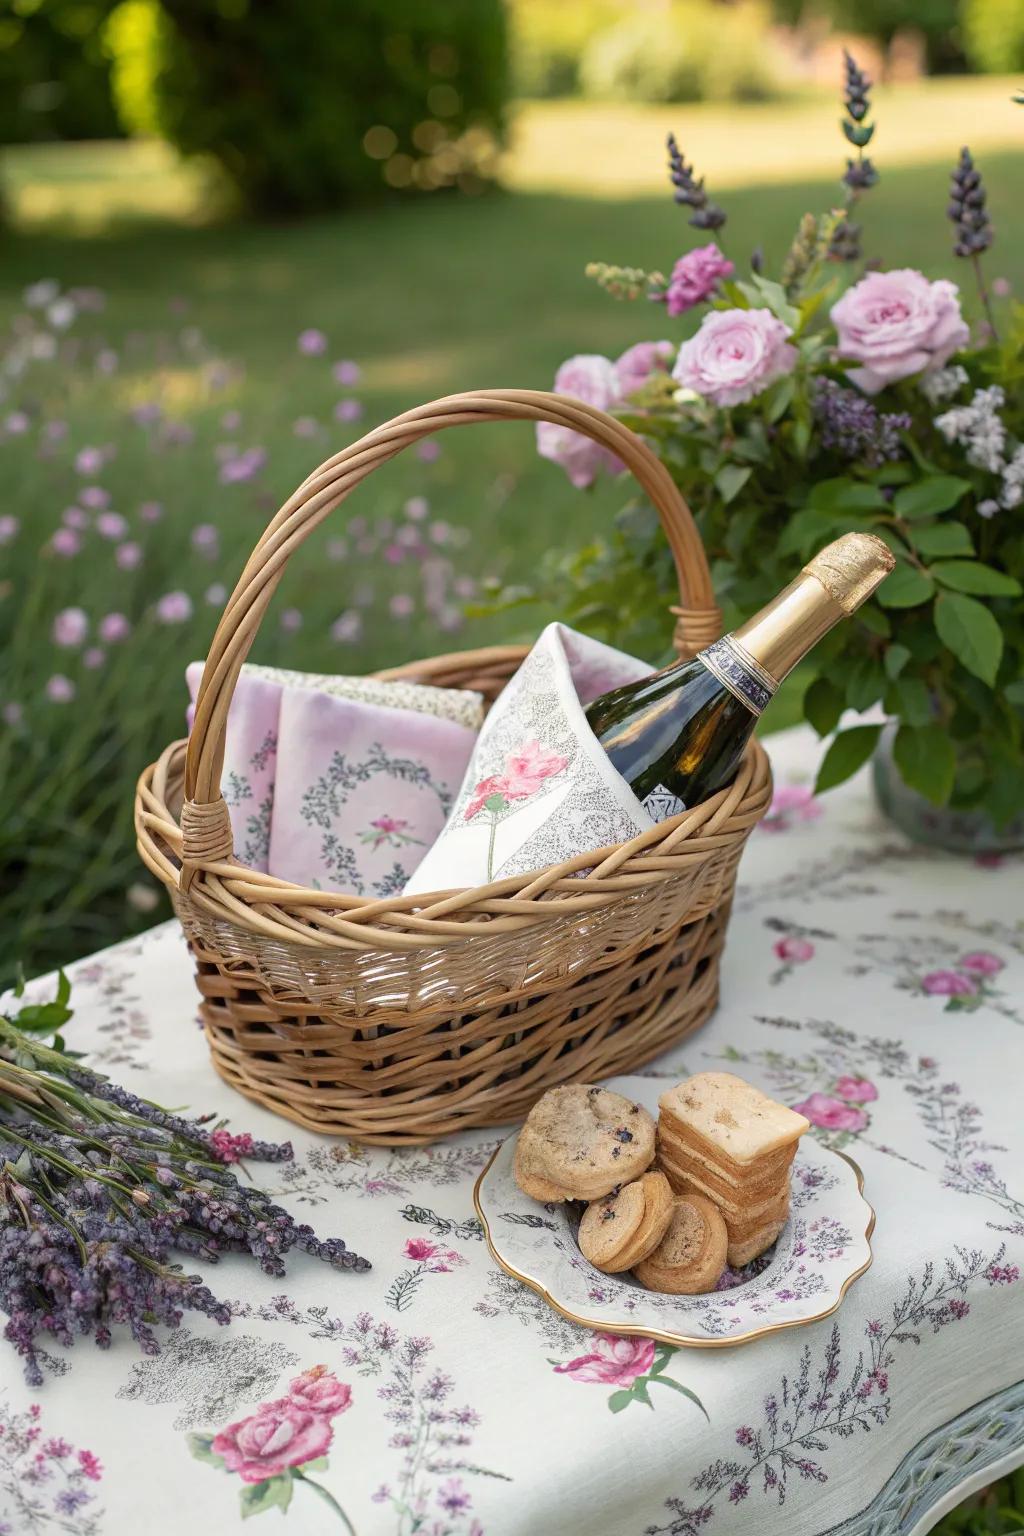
<box><xmin>185</xmin><ymin>662</ymin><xmax>484</xmax><ymax>888</ymax></box>
<box><xmin>403</xmin><ymin>622</ymin><xmax>655</xmax><ymax>896</ymax></box>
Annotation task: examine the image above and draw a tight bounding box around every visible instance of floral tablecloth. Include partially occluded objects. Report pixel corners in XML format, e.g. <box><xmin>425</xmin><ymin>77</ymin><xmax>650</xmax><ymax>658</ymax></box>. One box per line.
<box><xmin>4</xmin><ymin>725</ymin><xmax>1024</xmax><ymax>1536</ymax></box>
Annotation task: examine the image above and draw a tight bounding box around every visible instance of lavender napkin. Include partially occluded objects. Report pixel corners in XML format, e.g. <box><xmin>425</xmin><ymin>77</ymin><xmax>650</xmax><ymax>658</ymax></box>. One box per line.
<box><xmin>403</xmin><ymin>622</ymin><xmax>657</xmax><ymax>896</ymax></box>
<box><xmin>185</xmin><ymin>663</ymin><xmax>484</xmax><ymax>889</ymax></box>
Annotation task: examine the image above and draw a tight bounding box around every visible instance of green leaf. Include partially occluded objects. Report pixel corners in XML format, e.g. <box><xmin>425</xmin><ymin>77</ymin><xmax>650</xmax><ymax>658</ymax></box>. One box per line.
<box><xmin>803</xmin><ymin>676</ymin><xmax>844</xmax><ymax>737</ymax></box>
<box><xmin>652</xmin><ymin>1377</ymin><xmax>710</xmax><ymax>1421</ymax></box>
<box><xmin>239</xmin><ymin>1475</ymin><xmax>293</xmax><ymax>1520</ymax></box>
<box><xmin>763</xmin><ymin>374</ymin><xmax>796</xmax><ymax>423</ymax></box>
<box><xmin>911</xmin><ymin>521</ymin><xmax>974</xmax><ymax>558</ymax></box>
<box><xmin>736</xmin><ymin>274</ymin><xmax>799</xmax><ymax>329</ymax></box>
<box><xmin>607</xmin><ymin>1389</ymin><xmax>634</xmax><ymax>1414</ymax></box>
<box><xmin>1005</xmin><ymin>680</ymin><xmax>1024</xmax><ymax>707</ymax></box>
<box><xmin>714</xmin><ymin>464</ymin><xmax>752</xmax><ymax>505</ymax></box>
<box><xmin>845</xmin><ymin>657</ymin><xmax>886</xmax><ymax>713</ymax></box>
<box><xmin>893</xmin><ymin>723</ymin><xmax>956</xmax><ymax>805</ymax></box>
<box><xmin>890</xmin><ymin>676</ymin><xmax>934</xmax><ymax>728</ymax></box>
<box><xmin>808</xmin><ymin>478</ymin><xmax>888</xmax><ymax>513</ymax></box>
<box><xmin>932</xmin><ymin>561</ymin><xmax>1022</xmax><ymax>597</ymax></box>
<box><xmin>185</xmin><ymin>1433</ymin><xmax>226</xmax><ymax>1470</ymax></box>
<box><xmin>934</xmin><ymin>592</ymin><xmax>1004</xmax><ymax>685</ymax></box>
<box><xmin>856</xmin><ymin>603</ymin><xmax>890</xmax><ymax>638</ymax></box>
<box><xmin>301</xmin><ymin>1458</ymin><xmax>329</xmax><ymax>1473</ymax></box>
<box><xmin>884</xmin><ymin>643</ymin><xmax>912</xmax><ymax>680</ymax></box>
<box><xmin>649</xmin><ymin>1344</ymin><xmax>677</xmax><ymax>1376</ymax></box>
<box><xmin>842</xmin><ymin>119</ymin><xmax>874</xmax><ymax>147</ymax></box>
<box><xmin>892</xmin><ymin>476</ymin><xmax>971</xmax><ymax>519</ymax></box>
<box><xmin>815</xmin><ymin>725</ymin><xmax>883</xmax><ymax>793</ymax></box>
<box><xmin>877</xmin><ymin>562</ymin><xmax>935</xmax><ymax>609</ymax></box>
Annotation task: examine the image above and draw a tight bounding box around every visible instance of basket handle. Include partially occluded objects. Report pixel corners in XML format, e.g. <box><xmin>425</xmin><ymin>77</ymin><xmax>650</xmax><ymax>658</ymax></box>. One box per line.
<box><xmin>180</xmin><ymin>387</ymin><xmax>721</xmax><ymax>887</ymax></box>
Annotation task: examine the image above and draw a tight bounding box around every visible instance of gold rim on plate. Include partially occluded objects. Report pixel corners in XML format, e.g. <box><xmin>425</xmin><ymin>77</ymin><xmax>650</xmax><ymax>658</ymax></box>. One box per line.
<box><xmin>472</xmin><ymin>1142</ymin><xmax>875</xmax><ymax>1349</ymax></box>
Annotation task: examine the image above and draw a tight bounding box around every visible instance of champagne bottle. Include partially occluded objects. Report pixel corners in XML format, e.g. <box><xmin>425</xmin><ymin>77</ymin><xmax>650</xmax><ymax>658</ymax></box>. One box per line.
<box><xmin>585</xmin><ymin>532</ymin><xmax>895</xmax><ymax>820</ymax></box>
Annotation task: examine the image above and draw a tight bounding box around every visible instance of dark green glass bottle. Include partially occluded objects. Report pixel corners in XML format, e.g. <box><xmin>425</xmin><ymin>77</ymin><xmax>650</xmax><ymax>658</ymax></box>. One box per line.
<box><xmin>585</xmin><ymin>533</ymin><xmax>894</xmax><ymax>821</ymax></box>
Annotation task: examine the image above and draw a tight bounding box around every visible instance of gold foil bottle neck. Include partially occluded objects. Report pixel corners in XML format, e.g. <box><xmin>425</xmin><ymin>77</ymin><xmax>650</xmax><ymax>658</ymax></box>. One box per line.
<box><xmin>802</xmin><ymin>532</ymin><xmax>896</xmax><ymax>615</ymax></box>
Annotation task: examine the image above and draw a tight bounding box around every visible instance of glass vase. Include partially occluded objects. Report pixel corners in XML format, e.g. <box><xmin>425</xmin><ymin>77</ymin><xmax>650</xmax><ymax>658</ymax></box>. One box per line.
<box><xmin>872</xmin><ymin>723</ymin><xmax>1024</xmax><ymax>855</ymax></box>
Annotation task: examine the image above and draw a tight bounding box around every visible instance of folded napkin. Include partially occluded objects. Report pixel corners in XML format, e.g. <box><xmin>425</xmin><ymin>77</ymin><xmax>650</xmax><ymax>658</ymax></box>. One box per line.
<box><xmin>403</xmin><ymin>622</ymin><xmax>657</xmax><ymax>896</ymax></box>
<box><xmin>185</xmin><ymin>662</ymin><xmax>484</xmax><ymax>891</ymax></box>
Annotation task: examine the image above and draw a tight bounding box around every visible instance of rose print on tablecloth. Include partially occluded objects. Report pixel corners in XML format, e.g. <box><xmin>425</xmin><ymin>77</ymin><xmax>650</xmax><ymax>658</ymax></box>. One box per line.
<box><xmin>771</xmin><ymin>935</ymin><xmax>816</xmax><ymax>985</ymax></box>
<box><xmin>386</xmin><ymin>1237</ymin><xmax>469</xmax><ymax>1312</ymax></box>
<box><xmin>0</xmin><ymin>1397</ymin><xmax>104</xmax><ymax>1536</ymax></box>
<box><xmin>920</xmin><ymin>950</ymin><xmax>1006</xmax><ymax>1012</ymax></box>
<box><xmin>188</xmin><ymin>1365</ymin><xmax>356</xmax><ymax>1528</ymax></box>
<box><xmin>464</xmin><ymin>740</ymin><xmax>569</xmax><ymax>880</ymax></box>
<box><xmin>759</xmin><ymin>782</ymin><xmax>822</xmax><ymax>834</ymax></box>
<box><xmin>550</xmin><ymin>1334</ymin><xmax>707</xmax><ymax>1419</ymax></box>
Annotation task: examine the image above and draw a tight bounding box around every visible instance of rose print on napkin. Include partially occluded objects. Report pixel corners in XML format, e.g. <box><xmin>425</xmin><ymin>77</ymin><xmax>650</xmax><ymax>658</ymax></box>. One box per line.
<box><xmin>404</xmin><ymin>623</ymin><xmax>655</xmax><ymax>896</ymax></box>
<box><xmin>464</xmin><ymin>740</ymin><xmax>569</xmax><ymax>880</ymax></box>
<box><xmin>188</xmin><ymin>1365</ymin><xmax>356</xmax><ymax>1528</ymax></box>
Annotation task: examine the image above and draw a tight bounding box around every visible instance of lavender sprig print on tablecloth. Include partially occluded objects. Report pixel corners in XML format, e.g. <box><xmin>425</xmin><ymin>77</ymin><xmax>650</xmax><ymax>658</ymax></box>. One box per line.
<box><xmin>0</xmin><ymin>1396</ymin><xmax>104</xmax><ymax>1536</ymax></box>
<box><xmin>229</xmin><ymin>1301</ymin><xmax>510</xmax><ymax>1533</ymax></box>
<box><xmin>643</xmin><ymin>1245</ymin><xmax>1019</xmax><ymax>1534</ymax></box>
<box><xmin>270</xmin><ymin>1139</ymin><xmax>500</xmax><ymax>1206</ymax></box>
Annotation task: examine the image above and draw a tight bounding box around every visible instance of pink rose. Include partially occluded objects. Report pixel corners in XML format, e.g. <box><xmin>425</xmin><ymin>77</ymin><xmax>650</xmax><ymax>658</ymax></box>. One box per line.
<box><xmin>665</xmin><ymin>243</ymin><xmax>735</xmax><ymax>316</ymax></box>
<box><xmin>554</xmin><ymin>1333</ymin><xmax>656</xmax><ymax>1388</ymax></box>
<box><xmin>537</xmin><ymin>355</ymin><xmax>623</xmax><ymax>488</ymax></box>
<box><xmin>833</xmin><ymin>1076</ymin><xmax>878</xmax><ymax>1103</ymax></box>
<box><xmin>957</xmin><ymin>951</ymin><xmax>1004</xmax><ymax>976</ymax></box>
<box><xmin>792</xmin><ymin>1093</ymin><xmax>868</xmax><ymax>1133</ymax></box>
<box><xmin>774</xmin><ymin>936</ymin><xmax>814</xmax><ymax>964</ymax></box>
<box><xmin>830</xmin><ymin>270</ymin><xmax>970</xmax><ymax>395</ymax></box>
<box><xmin>615</xmin><ymin>340</ymin><xmax>674</xmax><ymax>396</ymax></box>
<box><xmin>212</xmin><ymin>1403</ymin><xmax>333</xmax><ymax>1483</ymax></box>
<box><xmin>464</xmin><ymin>773</ymin><xmax>506</xmax><ymax>821</ymax></box>
<box><xmin>922</xmin><ymin>970</ymin><xmax>977</xmax><ymax>996</ymax></box>
<box><xmin>672</xmin><ymin>308</ymin><xmax>796</xmax><ymax>408</ymax></box>
<box><xmin>286</xmin><ymin>1369</ymin><xmax>352</xmax><ymax>1418</ymax></box>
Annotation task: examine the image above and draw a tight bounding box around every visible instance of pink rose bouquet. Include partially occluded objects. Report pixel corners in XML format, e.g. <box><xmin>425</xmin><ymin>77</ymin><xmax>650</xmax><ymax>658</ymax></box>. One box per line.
<box><xmin>530</xmin><ymin>56</ymin><xmax>1023</xmax><ymax>840</ymax></box>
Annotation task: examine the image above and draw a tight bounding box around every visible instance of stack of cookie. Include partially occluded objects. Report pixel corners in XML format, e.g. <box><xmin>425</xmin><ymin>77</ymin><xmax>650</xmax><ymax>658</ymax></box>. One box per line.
<box><xmin>512</xmin><ymin>1072</ymin><xmax>810</xmax><ymax>1297</ymax></box>
<box><xmin>656</xmin><ymin>1073</ymin><xmax>810</xmax><ymax>1268</ymax></box>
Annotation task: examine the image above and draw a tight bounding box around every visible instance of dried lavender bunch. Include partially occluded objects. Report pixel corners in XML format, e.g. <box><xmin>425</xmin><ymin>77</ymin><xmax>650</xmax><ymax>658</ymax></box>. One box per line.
<box><xmin>666</xmin><ymin>133</ymin><xmax>726</xmax><ymax>231</ymax></box>
<box><xmin>948</xmin><ymin>147</ymin><xmax>993</xmax><ymax>258</ymax></box>
<box><xmin>813</xmin><ymin>378</ymin><xmax>911</xmax><ymax>467</ymax></box>
<box><xmin>0</xmin><ymin>984</ymin><xmax>369</xmax><ymax>1386</ymax></box>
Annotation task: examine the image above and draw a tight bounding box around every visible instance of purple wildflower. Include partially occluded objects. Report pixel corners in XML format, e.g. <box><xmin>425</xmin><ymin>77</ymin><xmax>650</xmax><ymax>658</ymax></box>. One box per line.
<box><xmin>45</xmin><ymin>674</ymin><xmax>76</xmax><ymax>703</ymax></box>
<box><xmin>52</xmin><ymin>608</ymin><xmax>89</xmax><ymax>648</ymax></box>
<box><xmin>0</xmin><ymin>514</ymin><xmax>20</xmax><ymax>545</ymax></box>
<box><xmin>79</xmin><ymin>486</ymin><xmax>111</xmax><ymax>509</ymax></box>
<box><xmin>334</xmin><ymin>399</ymin><xmax>363</xmax><ymax>422</ymax></box>
<box><xmin>96</xmin><ymin>512</ymin><xmax>128</xmax><ymax>540</ymax></box>
<box><xmin>99</xmin><ymin>612</ymin><xmax>131</xmax><ymax>644</ymax></box>
<box><xmin>297</xmin><ymin>328</ymin><xmax>327</xmax><ymax>355</ymax></box>
<box><xmin>813</xmin><ymin>378</ymin><xmax>911</xmax><ymax>466</ymax></box>
<box><xmin>155</xmin><ymin>591</ymin><xmax>193</xmax><ymax>624</ymax></box>
<box><xmin>333</xmin><ymin>360</ymin><xmax>361</xmax><ymax>385</ymax></box>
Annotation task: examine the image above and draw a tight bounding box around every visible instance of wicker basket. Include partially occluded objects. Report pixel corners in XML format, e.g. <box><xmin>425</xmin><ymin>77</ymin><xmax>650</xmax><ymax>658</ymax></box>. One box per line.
<box><xmin>135</xmin><ymin>389</ymin><xmax>772</xmax><ymax>1145</ymax></box>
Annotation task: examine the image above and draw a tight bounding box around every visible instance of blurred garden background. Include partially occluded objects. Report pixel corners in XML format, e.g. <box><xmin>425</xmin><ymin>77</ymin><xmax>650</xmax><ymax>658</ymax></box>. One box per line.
<box><xmin>0</xmin><ymin>1</ymin><xmax>1021</xmax><ymax>971</ymax></box>
<box><xmin>0</xmin><ymin>7</ymin><xmax>1022</xmax><ymax>1524</ymax></box>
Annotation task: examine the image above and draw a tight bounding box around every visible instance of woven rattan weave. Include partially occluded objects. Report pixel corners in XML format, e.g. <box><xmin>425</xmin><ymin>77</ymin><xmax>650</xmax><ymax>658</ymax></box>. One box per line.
<box><xmin>135</xmin><ymin>390</ymin><xmax>772</xmax><ymax>1144</ymax></box>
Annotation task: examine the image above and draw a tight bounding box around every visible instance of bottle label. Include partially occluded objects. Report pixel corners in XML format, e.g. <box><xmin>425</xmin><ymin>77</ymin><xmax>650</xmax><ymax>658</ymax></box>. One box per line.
<box><xmin>697</xmin><ymin>636</ymin><xmax>778</xmax><ymax>717</ymax></box>
<box><xmin>641</xmin><ymin>784</ymin><xmax>688</xmax><ymax>822</ymax></box>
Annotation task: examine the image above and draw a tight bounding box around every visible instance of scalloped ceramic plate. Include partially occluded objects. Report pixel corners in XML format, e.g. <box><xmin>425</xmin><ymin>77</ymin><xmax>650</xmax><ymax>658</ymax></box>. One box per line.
<box><xmin>473</xmin><ymin>1085</ymin><xmax>874</xmax><ymax>1349</ymax></box>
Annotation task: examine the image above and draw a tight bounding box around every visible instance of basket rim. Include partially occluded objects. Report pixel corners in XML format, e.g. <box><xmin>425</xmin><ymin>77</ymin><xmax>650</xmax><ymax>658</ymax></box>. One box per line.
<box><xmin>135</xmin><ymin>671</ymin><xmax>772</xmax><ymax>954</ymax></box>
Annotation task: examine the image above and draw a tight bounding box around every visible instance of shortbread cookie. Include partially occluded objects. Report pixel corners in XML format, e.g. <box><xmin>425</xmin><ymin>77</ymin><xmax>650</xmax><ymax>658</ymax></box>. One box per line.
<box><xmin>727</xmin><ymin>1216</ymin><xmax>787</xmax><ymax>1269</ymax></box>
<box><xmin>632</xmin><ymin>1193</ymin><xmax>727</xmax><ymax>1296</ymax></box>
<box><xmin>657</xmin><ymin>1152</ymin><xmax>791</xmax><ymax>1227</ymax></box>
<box><xmin>578</xmin><ymin>1180</ymin><xmax>648</xmax><ymax>1271</ymax></box>
<box><xmin>610</xmin><ymin>1171</ymin><xmax>674</xmax><ymax>1272</ymax></box>
<box><xmin>658</xmin><ymin>1073</ymin><xmax>809</xmax><ymax>1168</ymax></box>
<box><xmin>657</xmin><ymin>1124</ymin><xmax>796</xmax><ymax>1196</ymax></box>
<box><xmin>517</xmin><ymin>1085</ymin><xmax>656</xmax><ymax>1201</ymax></box>
<box><xmin>513</xmin><ymin>1138</ymin><xmax>570</xmax><ymax>1204</ymax></box>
